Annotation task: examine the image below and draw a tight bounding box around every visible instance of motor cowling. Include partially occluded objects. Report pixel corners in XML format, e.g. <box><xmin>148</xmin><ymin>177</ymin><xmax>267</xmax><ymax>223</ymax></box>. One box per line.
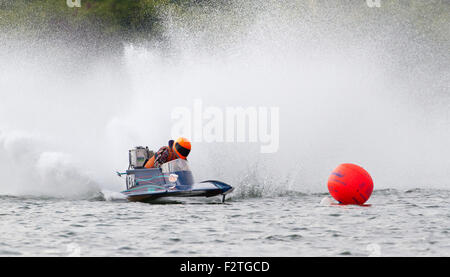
<box><xmin>128</xmin><ymin>146</ymin><xmax>154</xmax><ymax>169</ymax></box>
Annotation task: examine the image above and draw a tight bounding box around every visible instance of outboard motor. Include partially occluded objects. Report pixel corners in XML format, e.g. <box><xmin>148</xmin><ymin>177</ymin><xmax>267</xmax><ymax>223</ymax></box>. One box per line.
<box><xmin>128</xmin><ymin>146</ymin><xmax>154</xmax><ymax>169</ymax></box>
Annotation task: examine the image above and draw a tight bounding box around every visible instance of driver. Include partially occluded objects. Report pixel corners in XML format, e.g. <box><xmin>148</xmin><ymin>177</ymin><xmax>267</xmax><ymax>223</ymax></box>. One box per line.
<box><xmin>144</xmin><ymin>137</ymin><xmax>191</xmax><ymax>168</ymax></box>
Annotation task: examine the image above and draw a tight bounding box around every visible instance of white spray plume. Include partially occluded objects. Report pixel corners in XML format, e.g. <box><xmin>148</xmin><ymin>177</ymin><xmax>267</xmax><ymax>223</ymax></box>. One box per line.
<box><xmin>0</xmin><ymin>132</ymin><xmax>100</xmax><ymax>198</ymax></box>
<box><xmin>0</xmin><ymin>1</ymin><xmax>448</xmax><ymax>198</ymax></box>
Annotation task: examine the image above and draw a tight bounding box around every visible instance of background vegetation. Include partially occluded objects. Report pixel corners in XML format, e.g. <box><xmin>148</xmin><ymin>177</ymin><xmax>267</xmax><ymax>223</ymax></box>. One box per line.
<box><xmin>0</xmin><ymin>0</ymin><xmax>448</xmax><ymax>48</ymax></box>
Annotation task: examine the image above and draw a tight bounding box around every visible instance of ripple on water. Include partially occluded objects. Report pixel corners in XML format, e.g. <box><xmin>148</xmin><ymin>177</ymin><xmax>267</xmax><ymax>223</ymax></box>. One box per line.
<box><xmin>118</xmin><ymin>246</ymin><xmax>134</xmax><ymax>251</ymax></box>
<box><xmin>0</xmin><ymin>250</ymin><xmax>22</xmax><ymax>256</ymax></box>
<box><xmin>265</xmin><ymin>234</ymin><xmax>303</xmax><ymax>242</ymax></box>
<box><xmin>59</xmin><ymin>231</ymin><xmax>76</xmax><ymax>238</ymax></box>
<box><xmin>291</xmin><ymin>227</ymin><xmax>308</xmax><ymax>231</ymax></box>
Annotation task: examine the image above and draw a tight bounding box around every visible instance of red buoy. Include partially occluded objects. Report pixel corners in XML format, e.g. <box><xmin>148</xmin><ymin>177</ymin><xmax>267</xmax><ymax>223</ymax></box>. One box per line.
<box><xmin>327</xmin><ymin>163</ymin><xmax>373</xmax><ymax>205</ymax></box>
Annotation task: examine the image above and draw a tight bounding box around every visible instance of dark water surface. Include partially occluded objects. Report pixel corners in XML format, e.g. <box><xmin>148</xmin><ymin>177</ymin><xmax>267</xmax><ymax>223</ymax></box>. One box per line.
<box><xmin>1</xmin><ymin>189</ymin><xmax>449</xmax><ymax>256</ymax></box>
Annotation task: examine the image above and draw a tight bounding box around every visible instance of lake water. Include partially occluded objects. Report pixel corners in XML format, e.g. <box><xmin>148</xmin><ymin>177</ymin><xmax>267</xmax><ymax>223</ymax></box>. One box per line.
<box><xmin>1</xmin><ymin>188</ymin><xmax>449</xmax><ymax>256</ymax></box>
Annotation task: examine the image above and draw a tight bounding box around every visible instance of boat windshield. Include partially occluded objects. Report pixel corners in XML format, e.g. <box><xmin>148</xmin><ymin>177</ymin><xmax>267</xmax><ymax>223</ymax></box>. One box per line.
<box><xmin>161</xmin><ymin>159</ymin><xmax>191</xmax><ymax>173</ymax></box>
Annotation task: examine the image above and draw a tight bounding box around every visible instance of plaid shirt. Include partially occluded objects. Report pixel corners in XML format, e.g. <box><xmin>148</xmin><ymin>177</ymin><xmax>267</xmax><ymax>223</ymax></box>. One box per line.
<box><xmin>153</xmin><ymin>146</ymin><xmax>172</xmax><ymax>168</ymax></box>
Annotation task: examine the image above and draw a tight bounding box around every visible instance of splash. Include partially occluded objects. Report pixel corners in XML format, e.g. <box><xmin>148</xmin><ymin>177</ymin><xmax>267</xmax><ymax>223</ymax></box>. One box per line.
<box><xmin>0</xmin><ymin>132</ymin><xmax>100</xmax><ymax>198</ymax></box>
<box><xmin>0</xmin><ymin>1</ymin><xmax>448</xmax><ymax>198</ymax></box>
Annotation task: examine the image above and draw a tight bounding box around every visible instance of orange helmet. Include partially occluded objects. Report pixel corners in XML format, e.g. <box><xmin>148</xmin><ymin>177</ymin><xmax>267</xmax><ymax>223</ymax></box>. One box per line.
<box><xmin>173</xmin><ymin>137</ymin><xmax>191</xmax><ymax>159</ymax></box>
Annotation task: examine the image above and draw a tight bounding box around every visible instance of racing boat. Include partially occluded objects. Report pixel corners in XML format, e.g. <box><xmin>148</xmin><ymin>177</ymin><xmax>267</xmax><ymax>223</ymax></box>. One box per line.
<box><xmin>117</xmin><ymin>147</ymin><xmax>234</xmax><ymax>203</ymax></box>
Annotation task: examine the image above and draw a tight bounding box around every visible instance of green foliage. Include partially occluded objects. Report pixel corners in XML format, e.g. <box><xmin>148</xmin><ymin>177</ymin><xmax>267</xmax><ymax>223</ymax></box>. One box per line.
<box><xmin>0</xmin><ymin>0</ymin><xmax>448</xmax><ymax>43</ymax></box>
<box><xmin>0</xmin><ymin>0</ymin><xmax>174</xmax><ymax>39</ymax></box>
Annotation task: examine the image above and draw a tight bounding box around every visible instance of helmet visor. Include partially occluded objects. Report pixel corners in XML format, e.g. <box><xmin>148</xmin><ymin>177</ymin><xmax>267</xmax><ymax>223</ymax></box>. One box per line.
<box><xmin>175</xmin><ymin>143</ymin><xmax>190</xmax><ymax>158</ymax></box>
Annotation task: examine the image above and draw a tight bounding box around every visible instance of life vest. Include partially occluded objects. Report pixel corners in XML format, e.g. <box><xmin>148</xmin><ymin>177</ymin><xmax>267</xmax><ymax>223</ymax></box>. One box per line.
<box><xmin>144</xmin><ymin>146</ymin><xmax>177</xmax><ymax>168</ymax></box>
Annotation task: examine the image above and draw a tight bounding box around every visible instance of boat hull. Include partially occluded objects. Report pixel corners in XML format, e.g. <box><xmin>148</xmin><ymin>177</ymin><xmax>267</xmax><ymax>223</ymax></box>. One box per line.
<box><xmin>120</xmin><ymin>160</ymin><xmax>233</xmax><ymax>203</ymax></box>
<box><xmin>123</xmin><ymin>181</ymin><xmax>234</xmax><ymax>202</ymax></box>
